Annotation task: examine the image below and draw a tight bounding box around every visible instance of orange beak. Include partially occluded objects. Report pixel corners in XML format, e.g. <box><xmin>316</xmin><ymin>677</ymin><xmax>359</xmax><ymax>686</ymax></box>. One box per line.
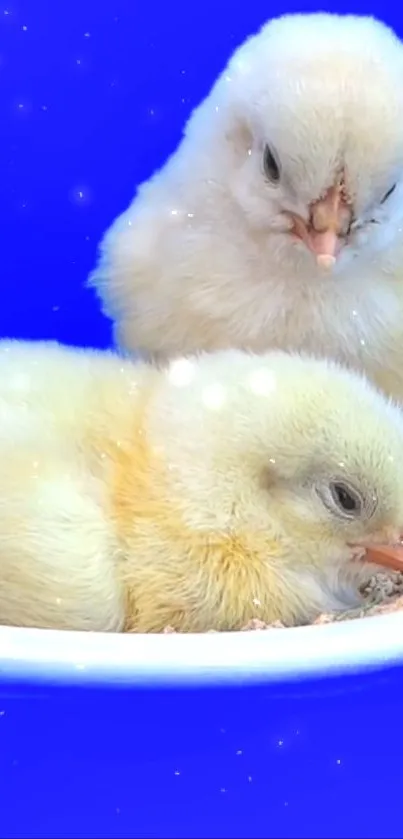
<box><xmin>289</xmin><ymin>179</ymin><xmax>352</xmax><ymax>271</ymax></box>
<box><xmin>360</xmin><ymin>542</ymin><xmax>403</xmax><ymax>573</ymax></box>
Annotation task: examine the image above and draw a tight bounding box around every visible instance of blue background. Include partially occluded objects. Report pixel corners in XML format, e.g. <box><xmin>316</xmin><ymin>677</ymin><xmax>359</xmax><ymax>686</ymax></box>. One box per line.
<box><xmin>2</xmin><ymin>1</ymin><xmax>403</xmax><ymax>837</ymax></box>
<box><xmin>1</xmin><ymin>666</ymin><xmax>403</xmax><ymax>839</ymax></box>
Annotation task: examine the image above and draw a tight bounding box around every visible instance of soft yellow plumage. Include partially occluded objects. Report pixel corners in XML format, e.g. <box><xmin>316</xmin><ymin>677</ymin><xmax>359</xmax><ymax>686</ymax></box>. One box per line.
<box><xmin>0</xmin><ymin>340</ymin><xmax>403</xmax><ymax>632</ymax></box>
<box><xmin>89</xmin><ymin>12</ymin><xmax>403</xmax><ymax>401</ymax></box>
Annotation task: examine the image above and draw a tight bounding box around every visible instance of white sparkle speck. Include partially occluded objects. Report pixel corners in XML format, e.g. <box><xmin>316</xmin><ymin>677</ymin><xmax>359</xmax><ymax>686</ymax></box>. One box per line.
<box><xmin>12</xmin><ymin>372</ymin><xmax>30</xmax><ymax>390</ymax></box>
<box><xmin>249</xmin><ymin>369</ymin><xmax>276</xmax><ymax>396</ymax></box>
<box><xmin>167</xmin><ymin>358</ymin><xmax>195</xmax><ymax>387</ymax></box>
<box><xmin>202</xmin><ymin>383</ymin><xmax>226</xmax><ymax>410</ymax></box>
<box><xmin>236</xmin><ymin>59</ymin><xmax>250</xmax><ymax>75</ymax></box>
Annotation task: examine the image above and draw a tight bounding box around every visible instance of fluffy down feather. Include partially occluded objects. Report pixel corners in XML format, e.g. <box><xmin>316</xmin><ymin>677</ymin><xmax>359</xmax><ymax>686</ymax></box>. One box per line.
<box><xmin>0</xmin><ymin>340</ymin><xmax>402</xmax><ymax>631</ymax></box>
<box><xmin>90</xmin><ymin>13</ymin><xmax>403</xmax><ymax>401</ymax></box>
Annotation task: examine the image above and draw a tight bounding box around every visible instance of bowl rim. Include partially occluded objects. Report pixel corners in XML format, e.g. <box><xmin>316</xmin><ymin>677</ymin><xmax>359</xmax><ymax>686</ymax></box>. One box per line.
<box><xmin>0</xmin><ymin>612</ymin><xmax>402</xmax><ymax>687</ymax></box>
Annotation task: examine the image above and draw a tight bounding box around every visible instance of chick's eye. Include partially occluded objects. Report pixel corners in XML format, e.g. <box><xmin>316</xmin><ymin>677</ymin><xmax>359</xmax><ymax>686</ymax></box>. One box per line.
<box><xmin>263</xmin><ymin>144</ymin><xmax>280</xmax><ymax>184</ymax></box>
<box><xmin>329</xmin><ymin>481</ymin><xmax>362</xmax><ymax>517</ymax></box>
<box><xmin>380</xmin><ymin>184</ymin><xmax>396</xmax><ymax>204</ymax></box>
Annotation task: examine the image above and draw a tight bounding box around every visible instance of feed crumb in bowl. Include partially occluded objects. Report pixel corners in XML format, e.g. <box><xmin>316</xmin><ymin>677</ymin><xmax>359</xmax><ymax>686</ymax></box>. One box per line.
<box><xmin>363</xmin><ymin>570</ymin><xmax>403</xmax><ymax>599</ymax></box>
<box><xmin>241</xmin><ymin>618</ymin><xmax>285</xmax><ymax>631</ymax></box>
<box><xmin>310</xmin><ymin>571</ymin><xmax>403</xmax><ymax>626</ymax></box>
<box><xmin>318</xmin><ymin>571</ymin><xmax>403</xmax><ymax>624</ymax></box>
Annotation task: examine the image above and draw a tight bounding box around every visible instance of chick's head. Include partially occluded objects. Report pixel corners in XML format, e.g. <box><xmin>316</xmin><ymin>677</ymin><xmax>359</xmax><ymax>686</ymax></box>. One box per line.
<box><xmin>195</xmin><ymin>13</ymin><xmax>403</xmax><ymax>276</ymax></box>
<box><xmin>152</xmin><ymin>350</ymin><xmax>403</xmax><ymax>625</ymax></box>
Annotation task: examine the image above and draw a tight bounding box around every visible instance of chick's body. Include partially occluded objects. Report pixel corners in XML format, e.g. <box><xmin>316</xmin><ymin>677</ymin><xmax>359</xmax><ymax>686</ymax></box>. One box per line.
<box><xmin>1</xmin><ymin>341</ymin><xmax>403</xmax><ymax>632</ymax></box>
<box><xmin>90</xmin><ymin>13</ymin><xmax>403</xmax><ymax>401</ymax></box>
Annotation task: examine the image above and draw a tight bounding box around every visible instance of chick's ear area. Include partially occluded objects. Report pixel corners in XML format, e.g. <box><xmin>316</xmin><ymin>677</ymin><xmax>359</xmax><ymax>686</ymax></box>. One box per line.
<box><xmin>258</xmin><ymin>444</ymin><xmax>313</xmax><ymax>485</ymax></box>
<box><xmin>259</xmin><ymin>460</ymin><xmax>280</xmax><ymax>490</ymax></box>
<box><xmin>223</xmin><ymin>116</ymin><xmax>253</xmax><ymax>159</ymax></box>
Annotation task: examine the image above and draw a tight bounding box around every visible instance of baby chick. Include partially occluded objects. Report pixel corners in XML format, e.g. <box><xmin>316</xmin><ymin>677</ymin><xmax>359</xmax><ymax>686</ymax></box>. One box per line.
<box><xmin>0</xmin><ymin>340</ymin><xmax>402</xmax><ymax>633</ymax></box>
<box><xmin>90</xmin><ymin>12</ymin><xmax>403</xmax><ymax>401</ymax></box>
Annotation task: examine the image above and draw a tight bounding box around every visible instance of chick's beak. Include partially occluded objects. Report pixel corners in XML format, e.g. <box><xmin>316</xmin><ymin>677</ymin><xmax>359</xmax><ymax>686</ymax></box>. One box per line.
<box><xmin>355</xmin><ymin>540</ymin><xmax>403</xmax><ymax>573</ymax></box>
<box><xmin>289</xmin><ymin>181</ymin><xmax>352</xmax><ymax>271</ymax></box>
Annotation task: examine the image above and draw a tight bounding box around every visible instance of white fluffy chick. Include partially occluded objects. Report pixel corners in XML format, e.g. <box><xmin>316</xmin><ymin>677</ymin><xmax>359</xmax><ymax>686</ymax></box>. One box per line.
<box><xmin>90</xmin><ymin>12</ymin><xmax>403</xmax><ymax>400</ymax></box>
<box><xmin>0</xmin><ymin>340</ymin><xmax>402</xmax><ymax>633</ymax></box>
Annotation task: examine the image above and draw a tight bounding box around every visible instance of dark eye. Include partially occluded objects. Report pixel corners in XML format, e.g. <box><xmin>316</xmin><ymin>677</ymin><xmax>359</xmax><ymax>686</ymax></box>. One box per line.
<box><xmin>380</xmin><ymin>184</ymin><xmax>396</xmax><ymax>204</ymax></box>
<box><xmin>330</xmin><ymin>481</ymin><xmax>362</xmax><ymax>517</ymax></box>
<box><xmin>263</xmin><ymin>144</ymin><xmax>281</xmax><ymax>184</ymax></box>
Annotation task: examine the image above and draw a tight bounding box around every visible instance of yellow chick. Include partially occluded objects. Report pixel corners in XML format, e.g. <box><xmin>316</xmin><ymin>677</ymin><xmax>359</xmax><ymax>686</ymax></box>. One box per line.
<box><xmin>90</xmin><ymin>12</ymin><xmax>403</xmax><ymax>401</ymax></box>
<box><xmin>0</xmin><ymin>339</ymin><xmax>403</xmax><ymax>633</ymax></box>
